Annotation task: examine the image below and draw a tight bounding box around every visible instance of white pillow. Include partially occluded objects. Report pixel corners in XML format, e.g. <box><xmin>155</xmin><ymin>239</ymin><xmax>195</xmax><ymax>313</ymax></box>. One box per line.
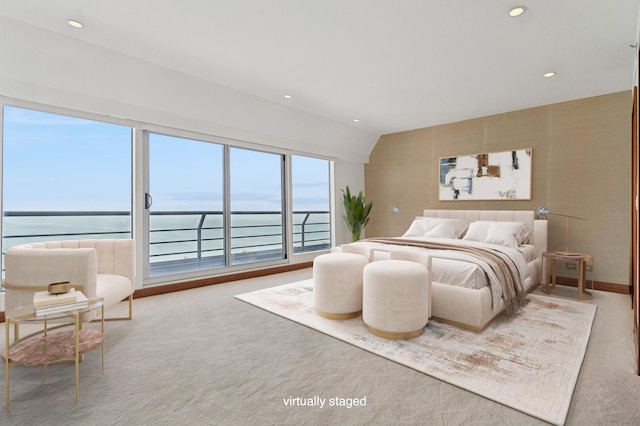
<box><xmin>515</xmin><ymin>223</ymin><xmax>531</xmax><ymax>245</ymax></box>
<box><xmin>402</xmin><ymin>219</ymin><xmax>426</xmax><ymax>237</ymax></box>
<box><xmin>462</xmin><ymin>221</ymin><xmax>492</xmax><ymax>243</ymax></box>
<box><xmin>497</xmin><ymin>221</ymin><xmax>530</xmax><ymax>245</ymax></box>
<box><xmin>402</xmin><ymin>217</ymin><xmax>468</xmax><ymax>239</ymax></box>
<box><xmin>423</xmin><ymin>219</ymin><xmax>468</xmax><ymax>239</ymax></box>
<box><xmin>462</xmin><ymin>221</ymin><xmax>530</xmax><ymax>249</ymax></box>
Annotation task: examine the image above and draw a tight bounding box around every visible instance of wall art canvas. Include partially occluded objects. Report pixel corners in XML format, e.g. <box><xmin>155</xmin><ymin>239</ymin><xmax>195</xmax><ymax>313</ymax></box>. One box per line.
<box><xmin>439</xmin><ymin>148</ymin><xmax>532</xmax><ymax>201</ymax></box>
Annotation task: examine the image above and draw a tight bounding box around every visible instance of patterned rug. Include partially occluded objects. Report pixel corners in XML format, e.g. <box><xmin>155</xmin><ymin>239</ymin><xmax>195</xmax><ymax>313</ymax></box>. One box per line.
<box><xmin>236</xmin><ymin>279</ymin><xmax>597</xmax><ymax>426</ymax></box>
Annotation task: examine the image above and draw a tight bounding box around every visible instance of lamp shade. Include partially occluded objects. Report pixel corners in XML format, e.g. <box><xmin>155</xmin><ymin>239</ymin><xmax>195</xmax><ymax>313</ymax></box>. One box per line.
<box><xmin>537</xmin><ymin>207</ymin><xmax>550</xmax><ymax>217</ymax></box>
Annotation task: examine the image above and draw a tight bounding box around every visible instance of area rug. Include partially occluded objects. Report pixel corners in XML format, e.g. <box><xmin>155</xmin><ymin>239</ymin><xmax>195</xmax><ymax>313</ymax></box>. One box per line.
<box><xmin>236</xmin><ymin>279</ymin><xmax>597</xmax><ymax>426</ymax></box>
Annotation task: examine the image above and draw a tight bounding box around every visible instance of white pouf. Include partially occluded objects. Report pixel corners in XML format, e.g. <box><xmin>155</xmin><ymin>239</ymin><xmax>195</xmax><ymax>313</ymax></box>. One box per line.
<box><xmin>363</xmin><ymin>259</ymin><xmax>430</xmax><ymax>339</ymax></box>
<box><xmin>313</xmin><ymin>252</ymin><xmax>369</xmax><ymax>319</ymax></box>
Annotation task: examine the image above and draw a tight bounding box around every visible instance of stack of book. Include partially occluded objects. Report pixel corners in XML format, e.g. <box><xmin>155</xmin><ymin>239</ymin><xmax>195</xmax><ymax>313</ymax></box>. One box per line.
<box><xmin>33</xmin><ymin>288</ymin><xmax>89</xmax><ymax>315</ymax></box>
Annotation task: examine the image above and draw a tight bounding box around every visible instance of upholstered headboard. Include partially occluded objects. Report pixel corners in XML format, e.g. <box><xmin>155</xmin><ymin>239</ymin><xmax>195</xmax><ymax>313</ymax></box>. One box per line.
<box><xmin>422</xmin><ymin>209</ymin><xmax>547</xmax><ymax>259</ymax></box>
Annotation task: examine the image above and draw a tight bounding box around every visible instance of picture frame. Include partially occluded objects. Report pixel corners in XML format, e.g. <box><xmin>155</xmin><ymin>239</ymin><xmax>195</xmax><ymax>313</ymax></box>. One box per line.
<box><xmin>439</xmin><ymin>148</ymin><xmax>532</xmax><ymax>201</ymax></box>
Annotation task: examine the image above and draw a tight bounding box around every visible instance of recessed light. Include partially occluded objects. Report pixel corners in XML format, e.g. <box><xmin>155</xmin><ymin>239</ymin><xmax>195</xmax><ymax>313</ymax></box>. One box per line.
<box><xmin>283</xmin><ymin>94</ymin><xmax>292</xmax><ymax>99</ymax></box>
<box><xmin>508</xmin><ymin>6</ymin><xmax>526</xmax><ymax>17</ymax></box>
<box><xmin>67</xmin><ymin>19</ymin><xmax>83</xmax><ymax>29</ymax></box>
<box><xmin>353</xmin><ymin>119</ymin><xmax>360</xmax><ymax>123</ymax></box>
<box><xmin>544</xmin><ymin>71</ymin><xmax>557</xmax><ymax>78</ymax></box>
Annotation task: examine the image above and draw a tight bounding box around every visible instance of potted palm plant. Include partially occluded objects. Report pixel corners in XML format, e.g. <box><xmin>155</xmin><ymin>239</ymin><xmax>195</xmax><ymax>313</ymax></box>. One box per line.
<box><xmin>341</xmin><ymin>185</ymin><xmax>373</xmax><ymax>242</ymax></box>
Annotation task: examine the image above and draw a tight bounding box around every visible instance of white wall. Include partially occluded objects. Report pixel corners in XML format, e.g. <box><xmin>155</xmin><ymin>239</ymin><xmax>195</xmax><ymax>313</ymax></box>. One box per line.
<box><xmin>0</xmin><ymin>16</ymin><xmax>377</xmax><ymax>274</ymax></box>
<box><xmin>0</xmin><ymin>16</ymin><xmax>378</xmax><ymax>164</ymax></box>
<box><xmin>333</xmin><ymin>159</ymin><xmax>366</xmax><ymax>246</ymax></box>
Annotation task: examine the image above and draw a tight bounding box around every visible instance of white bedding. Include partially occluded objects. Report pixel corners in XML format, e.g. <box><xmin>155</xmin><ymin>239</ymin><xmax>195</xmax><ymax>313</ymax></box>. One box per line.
<box><xmin>518</xmin><ymin>244</ymin><xmax>536</xmax><ymax>263</ymax></box>
<box><xmin>342</xmin><ymin>237</ymin><xmax>531</xmax><ymax>311</ymax></box>
<box><xmin>331</xmin><ymin>210</ymin><xmax>547</xmax><ymax>330</ymax></box>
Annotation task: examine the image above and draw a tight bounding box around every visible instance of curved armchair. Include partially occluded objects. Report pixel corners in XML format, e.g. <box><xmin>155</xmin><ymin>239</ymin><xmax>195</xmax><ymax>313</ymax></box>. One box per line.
<box><xmin>4</xmin><ymin>239</ymin><xmax>134</xmax><ymax>325</ymax></box>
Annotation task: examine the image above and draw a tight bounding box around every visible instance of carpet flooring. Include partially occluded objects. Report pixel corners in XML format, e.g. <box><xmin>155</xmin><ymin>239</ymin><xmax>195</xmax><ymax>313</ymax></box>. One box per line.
<box><xmin>0</xmin><ymin>268</ymin><xmax>638</xmax><ymax>425</ymax></box>
<box><xmin>236</xmin><ymin>279</ymin><xmax>597</xmax><ymax>425</ymax></box>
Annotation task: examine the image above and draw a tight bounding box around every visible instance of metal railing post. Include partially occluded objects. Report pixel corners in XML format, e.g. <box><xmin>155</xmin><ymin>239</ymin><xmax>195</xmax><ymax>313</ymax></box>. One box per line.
<box><xmin>300</xmin><ymin>212</ymin><xmax>312</xmax><ymax>251</ymax></box>
<box><xmin>196</xmin><ymin>213</ymin><xmax>207</xmax><ymax>266</ymax></box>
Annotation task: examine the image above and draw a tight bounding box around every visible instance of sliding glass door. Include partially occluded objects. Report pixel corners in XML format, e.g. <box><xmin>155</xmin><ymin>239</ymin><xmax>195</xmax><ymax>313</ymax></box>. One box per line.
<box><xmin>229</xmin><ymin>147</ymin><xmax>285</xmax><ymax>265</ymax></box>
<box><xmin>1</xmin><ymin>103</ymin><xmax>332</xmax><ymax>286</ymax></box>
<box><xmin>291</xmin><ymin>155</ymin><xmax>331</xmax><ymax>253</ymax></box>
<box><xmin>147</xmin><ymin>140</ymin><xmax>285</xmax><ymax>275</ymax></box>
<box><xmin>147</xmin><ymin>133</ymin><xmax>224</xmax><ymax>276</ymax></box>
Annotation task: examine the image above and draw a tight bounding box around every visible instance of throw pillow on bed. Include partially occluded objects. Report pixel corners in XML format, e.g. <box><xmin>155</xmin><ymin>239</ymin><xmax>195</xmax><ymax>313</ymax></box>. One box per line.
<box><xmin>462</xmin><ymin>221</ymin><xmax>530</xmax><ymax>248</ymax></box>
<box><xmin>402</xmin><ymin>219</ymin><xmax>427</xmax><ymax>237</ymax></box>
<box><xmin>402</xmin><ymin>217</ymin><xmax>468</xmax><ymax>239</ymax></box>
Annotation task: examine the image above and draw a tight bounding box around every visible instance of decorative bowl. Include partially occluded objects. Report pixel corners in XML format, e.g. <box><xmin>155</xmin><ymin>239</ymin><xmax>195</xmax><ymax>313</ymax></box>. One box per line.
<box><xmin>48</xmin><ymin>281</ymin><xmax>71</xmax><ymax>295</ymax></box>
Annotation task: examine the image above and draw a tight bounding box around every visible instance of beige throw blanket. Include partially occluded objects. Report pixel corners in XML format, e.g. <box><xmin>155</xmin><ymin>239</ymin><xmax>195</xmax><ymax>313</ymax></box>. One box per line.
<box><xmin>364</xmin><ymin>238</ymin><xmax>526</xmax><ymax>314</ymax></box>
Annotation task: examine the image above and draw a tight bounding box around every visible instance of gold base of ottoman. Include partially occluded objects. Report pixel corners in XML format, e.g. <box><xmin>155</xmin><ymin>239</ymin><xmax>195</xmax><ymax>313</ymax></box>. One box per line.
<box><xmin>367</xmin><ymin>325</ymin><xmax>424</xmax><ymax>340</ymax></box>
<box><xmin>316</xmin><ymin>310</ymin><xmax>361</xmax><ymax>320</ymax></box>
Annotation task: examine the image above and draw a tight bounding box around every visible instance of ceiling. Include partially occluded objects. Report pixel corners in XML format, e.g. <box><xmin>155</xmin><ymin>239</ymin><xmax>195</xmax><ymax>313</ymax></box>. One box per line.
<box><xmin>0</xmin><ymin>0</ymin><xmax>639</xmax><ymax>136</ymax></box>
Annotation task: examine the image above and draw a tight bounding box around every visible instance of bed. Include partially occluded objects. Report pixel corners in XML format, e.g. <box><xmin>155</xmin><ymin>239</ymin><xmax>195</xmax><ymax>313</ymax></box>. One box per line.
<box><xmin>336</xmin><ymin>209</ymin><xmax>547</xmax><ymax>331</ymax></box>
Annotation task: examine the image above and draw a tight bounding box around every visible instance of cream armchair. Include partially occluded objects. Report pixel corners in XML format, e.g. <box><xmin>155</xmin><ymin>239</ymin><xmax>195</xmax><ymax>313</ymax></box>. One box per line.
<box><xmin>4</xmin><ymin>239</ymin><xmax>135</xmax><ymax>323</ymax></box>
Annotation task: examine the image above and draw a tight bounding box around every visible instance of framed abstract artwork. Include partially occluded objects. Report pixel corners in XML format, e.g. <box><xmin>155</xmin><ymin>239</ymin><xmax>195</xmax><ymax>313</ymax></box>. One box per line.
<box><xmin>439</xmin><ymin>148</ymin><xmax>532</xmax><ymax>201</ymax></box>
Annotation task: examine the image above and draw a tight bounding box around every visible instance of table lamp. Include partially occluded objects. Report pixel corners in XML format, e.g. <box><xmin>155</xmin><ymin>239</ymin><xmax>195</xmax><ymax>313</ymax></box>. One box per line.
<box><xmin>536</xmin><ymin>207</ymin><xmax>586</xmax><ymax>256</ymax></box>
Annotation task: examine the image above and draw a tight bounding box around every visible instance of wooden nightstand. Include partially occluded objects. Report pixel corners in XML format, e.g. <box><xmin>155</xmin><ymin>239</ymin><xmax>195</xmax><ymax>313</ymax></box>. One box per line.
<box><xmin>542</xmin><ymin>251</ymin><xmax>594</xmax><ymax>300</ymax></box>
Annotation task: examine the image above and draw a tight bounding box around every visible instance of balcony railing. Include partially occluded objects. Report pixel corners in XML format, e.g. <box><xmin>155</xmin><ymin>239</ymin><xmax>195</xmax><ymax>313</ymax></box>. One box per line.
<box><xmin>2</xmin><ymin>210</ymin><xmax>331</xmax><ymax>276</ymax></box>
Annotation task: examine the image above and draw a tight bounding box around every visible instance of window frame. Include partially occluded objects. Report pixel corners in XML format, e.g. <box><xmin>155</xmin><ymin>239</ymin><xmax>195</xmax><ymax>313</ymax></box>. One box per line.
<box><xmin>0</xmin><ymin>98</ymin><xmax>334</xmax><ymax>288</ymax></box>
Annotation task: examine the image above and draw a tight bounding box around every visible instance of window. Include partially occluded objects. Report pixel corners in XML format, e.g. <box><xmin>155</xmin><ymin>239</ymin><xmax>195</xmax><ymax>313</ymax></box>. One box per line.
<box><xmin>148</xmin><ymin>133</ymin><xmax>224</xmax><ymax>276</ymax></box>
<box><xmin>2</xmin><ymin>106</ymin><xmax>132</xmax><ymax>264</ymax></box>
<box><xmin>1</xmin><ymin>103</ymin><xmax>334</xmax><ymax>285</ymax></box>
<box><xmin>229</xmin><ymin>147</ymin><xmax>284</xmax><ymax>265</ymax></box>
<box><xmin>291</xmin><ymin>155</ymin><xmax>331</xmax><ymax>253</ymax></box>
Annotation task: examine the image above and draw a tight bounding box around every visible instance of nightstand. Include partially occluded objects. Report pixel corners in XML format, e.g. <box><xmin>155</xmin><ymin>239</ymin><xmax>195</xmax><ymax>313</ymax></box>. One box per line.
<box><xmin>542</xmin><ymin>251</ymin><xmax>594</xmax><ymax>300</ymax></box>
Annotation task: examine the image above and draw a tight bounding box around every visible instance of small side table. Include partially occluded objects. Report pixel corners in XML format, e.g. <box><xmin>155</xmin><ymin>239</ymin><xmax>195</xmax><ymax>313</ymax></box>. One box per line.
<box><xmin>542</xmin><ymin>251</ymin><xmax>594</xmax><ymax>300</ymax></box>
<box><xmin>3</xmin><ymin>298</ymin><xmax>105</xmax><ymax>409</ymax></box>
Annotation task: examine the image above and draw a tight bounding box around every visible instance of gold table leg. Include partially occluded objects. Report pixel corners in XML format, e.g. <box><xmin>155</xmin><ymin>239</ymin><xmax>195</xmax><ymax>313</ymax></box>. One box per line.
<box><xmin>542</xmin><ymin>257</ymin><xmax>557</xmax><ymax>295</ymax></box>
<box><xmin>578</xmin><ymin>259</ymin><xmax>593</xmax><ymax>300</ymax></box>
<box><xmin>5</xmin><ymin>319</ymin><xmax>10</xmax><ymax>409</ymax></box>
<box><xmin>75</xmin><ymin>313</ymin><xmax>80</xmax><ymax>401</ymax></box>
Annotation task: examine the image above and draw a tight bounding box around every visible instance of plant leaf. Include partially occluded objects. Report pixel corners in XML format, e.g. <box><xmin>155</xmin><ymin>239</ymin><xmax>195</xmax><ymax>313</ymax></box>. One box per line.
<box><xmin>340</xmin><ymin>185</ymin><xmax>373</xmax><ymax>241</ymax></box>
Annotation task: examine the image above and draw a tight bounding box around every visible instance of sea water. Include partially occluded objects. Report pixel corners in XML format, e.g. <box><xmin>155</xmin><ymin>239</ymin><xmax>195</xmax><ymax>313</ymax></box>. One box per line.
<box><xmin>2</xmin><ymin>211</ymin><xmax>330</xmax><ymax>265</ymax></box>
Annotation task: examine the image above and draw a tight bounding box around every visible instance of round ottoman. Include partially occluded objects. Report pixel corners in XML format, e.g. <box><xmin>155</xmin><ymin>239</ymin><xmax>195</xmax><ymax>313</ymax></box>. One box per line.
<box><xmin>313</xmin><ymin>252</ymin><xmax>369</xmax><ymax>319</ymax></box>
<box><xmin>363</xmin><ymin>259</ymin><xmax>430</xmax><ymax>339</ymax></box>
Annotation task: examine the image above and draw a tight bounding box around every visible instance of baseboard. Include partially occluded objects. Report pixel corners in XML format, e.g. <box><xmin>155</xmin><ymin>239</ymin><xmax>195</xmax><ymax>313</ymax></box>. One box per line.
<box><xmin>0</xmin><ymin>262</ymin><xmax>313</xmax><ymax>324</ymax></box>
<box><xmin>553</xmin><ymin>276</ymin><xmax>630</xmax><ymax>294</ymax></box>
<box><xmin>132</xmin><ymin>261</ymin><xmax>313</xmax><ymax>298</ymax></box>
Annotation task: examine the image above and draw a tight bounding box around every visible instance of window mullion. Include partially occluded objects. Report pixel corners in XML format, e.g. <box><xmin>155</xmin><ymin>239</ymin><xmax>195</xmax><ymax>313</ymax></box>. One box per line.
<box><xmin>223</xmin><ymin>144</ymin><xmax>232</xmax><ymax>267</ymax></box>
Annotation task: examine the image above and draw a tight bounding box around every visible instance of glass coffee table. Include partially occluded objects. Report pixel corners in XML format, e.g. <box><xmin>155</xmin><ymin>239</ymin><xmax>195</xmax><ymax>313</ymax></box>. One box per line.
<box><xmin>3</xmin><ymin>297</ymin><xmax>105</xmax><ymax>409</ymax></box>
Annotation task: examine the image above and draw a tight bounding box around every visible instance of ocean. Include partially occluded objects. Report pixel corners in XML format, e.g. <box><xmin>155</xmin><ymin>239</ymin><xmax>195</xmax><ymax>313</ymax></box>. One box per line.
<box><xmin>2</xmin><ymin>211</ymin><xmax>331</xmax><ymax>269</ymax></box>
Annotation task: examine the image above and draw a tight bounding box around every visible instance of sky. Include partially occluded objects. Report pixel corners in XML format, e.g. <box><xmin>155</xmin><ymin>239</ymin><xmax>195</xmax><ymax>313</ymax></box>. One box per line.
<box><xmin>3</xmin><ymin>105</ymin><xmax>330</xmax><ymax>213</ymax></box>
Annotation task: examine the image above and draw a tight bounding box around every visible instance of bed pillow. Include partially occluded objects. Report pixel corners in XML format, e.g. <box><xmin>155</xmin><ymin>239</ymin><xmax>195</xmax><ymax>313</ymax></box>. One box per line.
<box><xmin>462</xmin><ymin>221</ymin><xmax>530</xmax><ymax>248</ymax></box>
<box><xmin>402</xmin><ymin>217</ymin><xmax>468</xmax><ymax>239</ymax></box>
<box><xmin>423</xmin><ymin>219</ymin><xmax>468</xmax><ymax>239</ymax></box>
<box><xmin>402</xmin><ymin>219</ymin><xmax>427</xmax><ymax>237</ymax></box>
<box><xmin>462</xmin><ymin>221</ymin><xmax>492</xmax><ymax>243</ymax></box>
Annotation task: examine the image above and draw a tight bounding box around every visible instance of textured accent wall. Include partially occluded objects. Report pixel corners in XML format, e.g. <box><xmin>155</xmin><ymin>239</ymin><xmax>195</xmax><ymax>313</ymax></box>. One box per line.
<box><xmin>365</xmin><ymin>91</ymin><xmax>632</xmax><ymax>286</ymax></box>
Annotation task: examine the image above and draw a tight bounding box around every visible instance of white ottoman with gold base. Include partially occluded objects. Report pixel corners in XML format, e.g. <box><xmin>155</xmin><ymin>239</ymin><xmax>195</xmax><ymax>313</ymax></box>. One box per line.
<box><xmin>363</xmin><ymin>259</ymin><xmax>430</xmax><ymax>340</ymax></box>
<box><xmin>313</xmin><ymin>252</ymin><xmax>369</xmax><ymax>319</ymax></box>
